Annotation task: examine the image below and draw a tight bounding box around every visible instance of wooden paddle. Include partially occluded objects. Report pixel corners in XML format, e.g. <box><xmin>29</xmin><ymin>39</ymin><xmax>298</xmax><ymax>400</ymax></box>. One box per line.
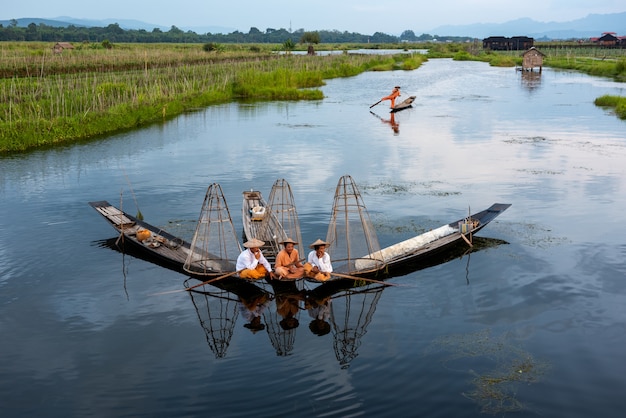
<box><xmin>328</xmin><ymin>272</ymin><xmax>397</xmax><ymax>287</ymax></box>
<box><xmin>149</xmin><ymin>270</ymin><xmax>243</xmax><ymax>296</ymax></box>
<box><xmin>369</xmin><ymin>99</ymin><xmax>382</xmax><ymax>109</ymax></box>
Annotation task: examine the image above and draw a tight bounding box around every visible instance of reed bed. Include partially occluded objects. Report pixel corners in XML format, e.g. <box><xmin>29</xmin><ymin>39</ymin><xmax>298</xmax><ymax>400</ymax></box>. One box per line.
<box><xmin>0</xmin><ymin>43</ymin><xmax>405</xmax><ymax>153</ymax></box>
<box><xmin>595</xmin><ymin>94</ymin><xmax>626</xmax><ymax>119</ymax></box>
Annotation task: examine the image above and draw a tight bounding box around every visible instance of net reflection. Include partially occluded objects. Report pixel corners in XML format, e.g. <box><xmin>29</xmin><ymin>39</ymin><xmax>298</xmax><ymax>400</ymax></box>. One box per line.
<box><xmin>263</xmin><ymin>280</ymin><xmax>307</xmax><ymax>356</ymax></box>
<box><xmin>185</xmin><ymin>277</ymin><xmax>273</xmax><ymax>358</ymax></box>
<box><xmin>308</xmin><ymin>280</ymin><xmax>385</xmax><ymax>368</ymax></box>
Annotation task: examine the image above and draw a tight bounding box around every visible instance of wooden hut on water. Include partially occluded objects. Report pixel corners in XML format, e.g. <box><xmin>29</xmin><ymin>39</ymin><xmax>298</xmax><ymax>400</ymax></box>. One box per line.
<box><xmin>520</xmin><ymin>47</ymin><xmax>545</xmax><ymax>72</ymax></box>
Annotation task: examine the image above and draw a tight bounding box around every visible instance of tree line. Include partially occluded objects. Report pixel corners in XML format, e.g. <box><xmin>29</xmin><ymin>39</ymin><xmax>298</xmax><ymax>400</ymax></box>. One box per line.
<box><xmin>0</xmin><ymin>20</ymin><xmax>471</xmax><ymax>44</ymax></box>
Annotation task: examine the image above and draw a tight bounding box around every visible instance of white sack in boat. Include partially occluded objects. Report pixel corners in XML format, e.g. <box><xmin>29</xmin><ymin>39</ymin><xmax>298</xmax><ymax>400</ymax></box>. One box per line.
<box><xmin>355</xmin><ymin>225</ymin><xmax>456</xmax><ymax>270</ymax></box>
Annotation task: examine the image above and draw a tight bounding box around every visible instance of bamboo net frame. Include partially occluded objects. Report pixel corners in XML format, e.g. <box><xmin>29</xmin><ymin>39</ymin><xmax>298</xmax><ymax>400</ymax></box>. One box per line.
<box><xmin>325</xmin><ymin>175</ymin><xmax>385</xmax><ymax>274</ymax></box>
<box><xmin>266</xmin><ymin>178</ymin><xmax>303</xmax><ymax>248</ymax></box>
<box><xmin>184</xmin><ymin>183</ymin><xmax>242</xmax><ymax>276</ymax></box>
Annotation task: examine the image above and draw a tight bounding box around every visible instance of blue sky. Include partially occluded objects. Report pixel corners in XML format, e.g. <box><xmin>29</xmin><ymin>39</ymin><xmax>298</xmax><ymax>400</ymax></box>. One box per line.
<box><xmin>2</xmin><ymin>0</ymin><xmax>625</xmax><ymax>34</ymax></box>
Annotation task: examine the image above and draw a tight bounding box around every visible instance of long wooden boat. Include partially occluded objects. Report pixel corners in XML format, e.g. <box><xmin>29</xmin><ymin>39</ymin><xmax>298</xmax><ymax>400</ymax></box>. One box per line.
<box><xmin>390</xmin><ymin>96</ymin><xmax>416</xmax><ymax>113</ymax></box>
<box><xmin>354</xmin><ymin>203</ymin><xmax>511</xmax><ymax>275</ymax></box>
<box><xmin>90</xmin><ymin>200</ymin><xmax>235</xmax><ymax>277</ymax></box>
<box><xmin>241</xmin><ymin>189</ymin><xmax>286</xmax><ymax>263</ymax></box>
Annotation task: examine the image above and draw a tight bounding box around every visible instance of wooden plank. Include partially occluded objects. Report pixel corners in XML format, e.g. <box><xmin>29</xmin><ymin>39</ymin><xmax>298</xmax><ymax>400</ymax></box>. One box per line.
<box><xmin>95</xmin><ymin>205</ymin><xmax>134</xmax><ymax>227</ymax></box>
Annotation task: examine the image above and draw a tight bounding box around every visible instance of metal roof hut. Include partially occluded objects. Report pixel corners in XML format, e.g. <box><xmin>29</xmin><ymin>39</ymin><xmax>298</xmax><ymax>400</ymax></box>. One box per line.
<box><xmin>184</xmin><ymin>183</ymin><xmax>241</xmax><ymax>276</ymax></box>
<box><xmin>266</xmin><ymin>178</ymin><xmax>303</xmax><ymax>253</ymax></box>
<box><xmin>521</xmin><ymin>47</ymin><xmax>545</xmax><ymax>72</ymax></box>
<box><xmin>325</xmin><ymin>175</ymin><xmax>385</xmax><ymax>275</ymax></box>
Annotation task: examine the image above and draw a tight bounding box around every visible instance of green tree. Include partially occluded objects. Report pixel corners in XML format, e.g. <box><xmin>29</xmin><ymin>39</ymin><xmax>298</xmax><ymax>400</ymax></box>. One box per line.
<box><xmin>283</xmin><ymin>38</ymin><xmax>295</xmax><ymax>54</ymax></box>
<box><xmin>300</xmin><ymin>31</ymin><xmax>320</xmax><ymax>55</ymax></box>
<box><xmin>400</xmin><ymin>30</ymin><xmax>416</xmax><ymax>42</ymax></box>
<box><xmin>300</xmin><ymin>31</ymin><xmax>320</xmax><ymax>44</ymax></box>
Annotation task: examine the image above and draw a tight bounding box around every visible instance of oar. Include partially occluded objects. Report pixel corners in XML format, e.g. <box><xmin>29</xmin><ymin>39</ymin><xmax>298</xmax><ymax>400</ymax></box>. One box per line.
<box><xmin>329</xmin><ymin>272</ymin><xmax>397</xmax><ymax>286</ymax></box>
<box><xmin>369</xmin><ymin>99</ymin><xmax>382</xmax><ymax>109</ymax></box>
<box><xmin>149</xmin><ymin>270</ymin><xmax>243</xmax><ymax>296</ymax></box>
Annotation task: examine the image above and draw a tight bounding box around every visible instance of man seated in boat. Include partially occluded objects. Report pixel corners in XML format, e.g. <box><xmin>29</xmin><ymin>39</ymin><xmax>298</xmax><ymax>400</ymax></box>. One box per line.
<box><xmin>303</xmin><ymin>239</ymin><xmax>333</xmax><ymax>281</ymax></box>
<box><xmin>236</xmin><ymin>238</ymin><xmax>275</xmax><ymax>280</ymax></box>
<box><xmin>274</xmin><ymin>238</ymin><xmax>305</xmax><ymax>280</ymax></box>
<box><xmin>381</xmin><ymin>86</ymin><xmax>401</xmax><ymax>108</ymax></box>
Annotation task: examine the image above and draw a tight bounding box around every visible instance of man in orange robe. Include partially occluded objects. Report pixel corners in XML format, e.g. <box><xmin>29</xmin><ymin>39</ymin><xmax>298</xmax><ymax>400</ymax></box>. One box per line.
<box><xmin>274</xmin><ymin>238</ymin><xmax>305</xmax><ymax>279</ymax></box>
<box><xmin>381</xmin><ymin>86</ymin><xmax>401</xmax><ymax>108</ymax></box>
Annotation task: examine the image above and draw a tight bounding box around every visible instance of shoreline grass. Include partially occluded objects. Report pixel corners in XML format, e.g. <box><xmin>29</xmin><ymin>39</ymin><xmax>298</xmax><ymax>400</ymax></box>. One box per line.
<box><xmin>2</xmin><ymin>41</ymin><xmax>624</xmax><ymax>153</ymax></box>
<box><xmin>0</xmin><ymin>42</ymin><xmax>425</xmax><ymax>153</ymax></box>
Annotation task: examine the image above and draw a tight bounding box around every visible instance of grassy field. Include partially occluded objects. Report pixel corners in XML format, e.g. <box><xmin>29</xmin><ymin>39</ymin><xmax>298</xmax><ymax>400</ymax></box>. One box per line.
<box><xmin>0</xmin><ymin>42</ymin><xmax>426</xmax><ymax>153</ymax></box>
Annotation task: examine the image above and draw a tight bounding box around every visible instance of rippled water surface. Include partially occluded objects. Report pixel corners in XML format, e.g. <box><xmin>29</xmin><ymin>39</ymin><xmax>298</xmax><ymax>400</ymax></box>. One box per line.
<box><xmin>1</xmin><ymin>59</ymin><xmax>626</xmax><ymax>417</ymax></box>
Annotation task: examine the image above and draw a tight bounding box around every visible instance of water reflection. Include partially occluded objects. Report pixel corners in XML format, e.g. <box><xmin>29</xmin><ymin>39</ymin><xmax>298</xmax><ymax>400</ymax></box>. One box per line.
<box><xmin>369</xmin><ymin>111</ymin><xmax>400</xmax><ymax>134</ymax></box>
<box><xmin>186</xmin><ymin>284</ymin><xmax>239</xmax><ymax>358</ymax></box>
<box><xmin>520</xmin><ymin>71</ymin><xmax>542</xmax><ymax>92</ymax></box>
<box><xmin>264</xmin><ymin>280</ymin><xmax>307</xmax><ymax>356</ymax></box>
<box><xmin>185</xmin><ymin>276</ymin><xmax>386</xmax><ymax>365</ymax></box>
<box><xmin>310</xmin><ymin>281</ymin><xmax>385</xmax><ymax>368</ymax></box>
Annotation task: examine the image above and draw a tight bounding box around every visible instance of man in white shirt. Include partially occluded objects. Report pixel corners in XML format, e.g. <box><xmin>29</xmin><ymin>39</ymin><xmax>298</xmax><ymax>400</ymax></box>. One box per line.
<box><xmin>304</xmin><ymin>238</ymin><xmax>332</xmax><ymax>281</ymax></box>
<box><xmin>236</xmin><ymin>238</ymin><xmax>275</xmax><ymax>280</ymax></box>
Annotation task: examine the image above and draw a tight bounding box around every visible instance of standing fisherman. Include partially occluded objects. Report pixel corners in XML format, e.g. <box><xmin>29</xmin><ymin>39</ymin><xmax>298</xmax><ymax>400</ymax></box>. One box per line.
<box><xmin>381</xmin><ymin>86</ymin><xmax>401</xmax><ymax>108</ymax></box>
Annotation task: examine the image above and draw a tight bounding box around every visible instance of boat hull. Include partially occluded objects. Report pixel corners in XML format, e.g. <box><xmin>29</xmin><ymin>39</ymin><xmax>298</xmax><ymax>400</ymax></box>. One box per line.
<box><xmin>391</xmin><ymin>96</ymin><xmax>416</xmax><ymax>113</ymax></box>
<box><xmin>90</xmin><ymin>201</ymin><xmax>234</xmax><ymax>278</ymax></box>
<box><xmin>351</xmin><ymin>203</ymin><xmax>511</xmax><ymax>277</ymax></box>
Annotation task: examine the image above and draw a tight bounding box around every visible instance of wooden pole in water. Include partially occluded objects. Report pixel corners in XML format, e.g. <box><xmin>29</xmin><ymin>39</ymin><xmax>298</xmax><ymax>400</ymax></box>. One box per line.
<box><xmin>150</xmin><ymin>270</ymin><xmax>244</xmax><ymax>296</ymax></box>
<box><xmin>329</xmin><ymin>272</ymin><xmax>397</xmax><ymax>287</ymax></box>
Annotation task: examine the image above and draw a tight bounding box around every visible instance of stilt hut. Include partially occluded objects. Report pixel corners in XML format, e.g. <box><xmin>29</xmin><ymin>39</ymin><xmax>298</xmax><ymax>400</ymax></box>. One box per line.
<box><xmin>521</xmin><ymin>47</ymin><xmax>545</xmax><ymax>72</ymax></box>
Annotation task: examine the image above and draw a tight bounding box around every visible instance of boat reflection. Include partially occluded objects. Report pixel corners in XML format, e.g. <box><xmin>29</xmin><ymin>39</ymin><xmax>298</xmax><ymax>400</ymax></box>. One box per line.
<box><xmin>96</xmin><ymin>235</ymin><xmax>508</xmax><ymax>362</ymax></box>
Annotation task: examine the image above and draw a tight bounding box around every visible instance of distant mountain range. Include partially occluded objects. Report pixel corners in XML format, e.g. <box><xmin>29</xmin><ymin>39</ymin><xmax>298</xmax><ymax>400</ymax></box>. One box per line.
<box><xmin>2</xmin><ymin>12</ymin><xmax>625</xmax><ymax>39</ymax></box>
<box><xmin>428</xmin><ymin>12</ymin><xmax>626</xmax><ymax>39</ymax></box>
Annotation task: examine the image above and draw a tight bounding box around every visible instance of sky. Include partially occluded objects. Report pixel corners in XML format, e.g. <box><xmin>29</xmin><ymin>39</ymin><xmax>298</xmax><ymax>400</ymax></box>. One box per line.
<box><xmin>2</xmin><ymin>0</ymin><xmax>625</xmax><ymax>34</ymax></box>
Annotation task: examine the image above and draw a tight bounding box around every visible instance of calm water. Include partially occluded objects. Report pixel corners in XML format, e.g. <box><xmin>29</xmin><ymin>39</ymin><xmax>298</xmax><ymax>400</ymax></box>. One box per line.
<box><xmin>1</xmin><ymin>59</ymin><xmax>626</xmax><ymax>417</ymax></box>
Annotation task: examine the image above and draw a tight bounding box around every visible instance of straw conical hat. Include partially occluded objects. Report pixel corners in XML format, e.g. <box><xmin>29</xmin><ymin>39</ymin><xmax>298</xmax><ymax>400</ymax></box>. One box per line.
<box><xmin>309</xmin><ymin>239</ymin><xmax>329</xmax><ymax>249</ymax></box>
<box><xmin>243</xmin><ymin>238</ymin><xmax>265</xmax><ymax>248</ymax></box>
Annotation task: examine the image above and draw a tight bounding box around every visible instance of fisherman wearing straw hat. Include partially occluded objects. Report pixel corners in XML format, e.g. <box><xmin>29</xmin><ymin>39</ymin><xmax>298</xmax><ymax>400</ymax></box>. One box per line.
<box><xmin>303</xmin><ymin>238</ymin><xmax>333</xmax><ymax>281</ymax></box>
<box><xmin>274</xmin><ymin>237</ymin><xmax>305</xmax><ymax>280</ymax></box>
<box><xmin>236</xmin><ymin>238</ymin><xmax>275</xmax><ymax>280</ymax></box>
